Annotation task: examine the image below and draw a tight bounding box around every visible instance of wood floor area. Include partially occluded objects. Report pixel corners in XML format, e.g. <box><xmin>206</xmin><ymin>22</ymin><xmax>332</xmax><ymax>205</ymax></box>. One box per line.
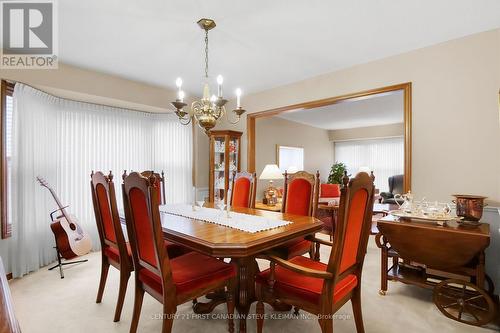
<box><xmin>8</xmin><ymin>237</ymin><xmax>499</xmax><ymax>332</ymax></box>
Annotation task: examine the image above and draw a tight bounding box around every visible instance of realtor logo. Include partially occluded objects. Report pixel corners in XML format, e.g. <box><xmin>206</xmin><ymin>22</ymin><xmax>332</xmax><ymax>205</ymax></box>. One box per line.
<box><xmin>1</xmin><ymin>0</ymin><xmax>58</xmax><ymax>69</ymax></box>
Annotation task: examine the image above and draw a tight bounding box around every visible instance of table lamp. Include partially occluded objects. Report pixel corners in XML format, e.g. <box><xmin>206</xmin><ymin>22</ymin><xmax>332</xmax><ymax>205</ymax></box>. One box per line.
<box><xmin>259</xmin><ymin>164</ymin><xmax>284</xmax><ymax>206</ymax></box>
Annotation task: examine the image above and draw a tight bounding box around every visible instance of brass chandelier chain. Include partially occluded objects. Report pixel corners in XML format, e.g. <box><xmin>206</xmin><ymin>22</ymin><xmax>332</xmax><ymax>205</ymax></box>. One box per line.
<box><xmin>204</xmin><ymin>29</ymin><xmax>209</xmax><ymax>78</ymax></box>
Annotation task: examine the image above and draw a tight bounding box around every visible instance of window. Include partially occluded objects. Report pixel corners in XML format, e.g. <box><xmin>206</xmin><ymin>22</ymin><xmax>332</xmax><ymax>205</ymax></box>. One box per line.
<box><xmin>276</xmin><ymin>145</ymin><xmax>304</xmax><ymax>173</ymax></box>
<box><xmin>1</xmin><ymin>80</ymin><xmax>14</xmax><ymax>239</ymax></box>
<box><xmin>334</xmin><ymin>137</ymin><xmax>404</xmax><ymax>192</ymax></box>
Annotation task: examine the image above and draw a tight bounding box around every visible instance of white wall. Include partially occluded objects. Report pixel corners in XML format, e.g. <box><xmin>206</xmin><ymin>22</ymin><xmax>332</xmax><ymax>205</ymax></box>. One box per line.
<box><xmin>255</xmin><ymin>117</ymin><xmax>333</xmax><ymax>199</ymax></box>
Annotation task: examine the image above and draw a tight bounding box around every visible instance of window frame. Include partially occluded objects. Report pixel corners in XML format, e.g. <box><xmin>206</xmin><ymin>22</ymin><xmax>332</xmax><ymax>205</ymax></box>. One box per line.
<box><xmin>1</xmin><ymin>80</ymin><xmax>14</xmax><ymax>239</ymax></box>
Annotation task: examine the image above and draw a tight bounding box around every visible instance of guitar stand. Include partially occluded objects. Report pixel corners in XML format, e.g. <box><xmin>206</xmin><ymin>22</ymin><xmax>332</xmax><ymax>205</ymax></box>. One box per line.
<box><xmin>48</xmin><ymin>246</ymin><xmax>88</xmax><ymax>279</ymax></box>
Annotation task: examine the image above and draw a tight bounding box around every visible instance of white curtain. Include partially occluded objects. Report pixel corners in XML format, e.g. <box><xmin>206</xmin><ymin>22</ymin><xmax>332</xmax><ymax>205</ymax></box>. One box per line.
<box><xmin>334</xmin><ymin>137</ymin><xmax>404</xmax><ymax>192</ymax></box>
<box><xmin>10</xmin><ymin>84</ymin><xmax>193</xmax><ymax>278</ymax></box>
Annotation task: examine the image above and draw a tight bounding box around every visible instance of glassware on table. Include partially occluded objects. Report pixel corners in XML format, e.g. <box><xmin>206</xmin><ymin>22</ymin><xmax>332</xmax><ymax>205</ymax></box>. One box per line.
<box><xmin>216</xmin><ymin>199</ymin><xmax>226</xmax><ymax>216</ymax></box>
<box><xmin>394</xmin><ymin>191</ymin><xmax>414</xmax><ymax>212</ymax></box>
<box><xmin>197</xmin><ymin>200</ymin><xmax>205</xmax><ymax>210</ymax></box>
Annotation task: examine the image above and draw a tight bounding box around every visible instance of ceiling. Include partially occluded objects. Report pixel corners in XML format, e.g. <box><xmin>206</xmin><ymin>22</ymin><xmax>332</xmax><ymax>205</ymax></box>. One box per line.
<box><xmin>59</xmin><ymin>1</ymin><xmax>500</xmax><ymax>97</ymax></box>
<box><xmin>277</xmin><ymin>90</ymin><xmax>404</xmax><ymax>130</ymax></box>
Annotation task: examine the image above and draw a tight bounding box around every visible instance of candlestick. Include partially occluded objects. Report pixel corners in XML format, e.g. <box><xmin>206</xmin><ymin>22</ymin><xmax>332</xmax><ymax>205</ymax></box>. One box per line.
<box><xmin>192</xmin><ymin>186</ymin><xmax>196</xmax><ymax>211</ymax></box>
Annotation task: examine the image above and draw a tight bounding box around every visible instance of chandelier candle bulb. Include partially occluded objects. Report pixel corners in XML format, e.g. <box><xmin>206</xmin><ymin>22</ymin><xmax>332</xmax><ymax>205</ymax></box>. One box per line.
<box><xmin>236</xmin><ymin>88</ymin><xmax>242</xmax><ymax>108</ymax></box>
<box><xmin>178</xmin><ymin>90</ymin><xmax>185</xmax><ymax>102</ymax></box>
<box><xmin>203</xmin><ymin>83</ymin><xmax>210</xmax><ymax>100</ymax></box>
<box><xmin>217</xmin><ymin>75</ymin><xmax>223</xmax><ymax>97</ymax></box>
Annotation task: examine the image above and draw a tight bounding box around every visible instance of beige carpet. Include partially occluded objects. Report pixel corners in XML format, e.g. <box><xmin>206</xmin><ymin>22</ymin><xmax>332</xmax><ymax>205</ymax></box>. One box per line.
<box><xmin>8</xmin><ymin>237</ymin><xmax>499</xmax><ymax>333</ymax></box>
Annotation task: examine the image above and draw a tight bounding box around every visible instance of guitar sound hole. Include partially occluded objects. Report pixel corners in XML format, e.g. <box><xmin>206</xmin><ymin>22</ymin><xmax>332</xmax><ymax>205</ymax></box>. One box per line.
<box><xmin>69</xmin><ymin>223</ymin><xmax>76</xmax><ymax>231</ymax></box>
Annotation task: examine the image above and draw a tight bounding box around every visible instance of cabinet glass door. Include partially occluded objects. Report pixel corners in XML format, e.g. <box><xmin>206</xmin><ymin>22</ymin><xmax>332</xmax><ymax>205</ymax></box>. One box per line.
<box><xmin>213</xmin><ymin>136</ymin><xmax>226</xmax><ymax>201</ymax></box>
<box><xmin>228</xmin><ymin>137</ymin><xmax>239</xmax><ymax>187</ymax></box>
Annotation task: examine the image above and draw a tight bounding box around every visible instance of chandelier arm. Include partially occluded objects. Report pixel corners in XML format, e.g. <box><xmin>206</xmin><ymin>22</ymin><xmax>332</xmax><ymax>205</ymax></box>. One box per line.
<box><xmin>179</xmin><ymin>116</ymin><xmax>192</xmax><ymax>126</ymax></box>
<box><xmin>225</xmin><ymin>110</ymin><xmax>242</xmax><ymax>125</ymax></box>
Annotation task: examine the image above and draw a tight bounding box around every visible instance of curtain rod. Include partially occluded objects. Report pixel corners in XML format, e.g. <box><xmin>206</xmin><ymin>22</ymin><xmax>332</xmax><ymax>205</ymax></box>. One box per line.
<box><xmin>3</xmin><ymin>79</ymin><xmax>175</xmax><ymax>115</ymax></box>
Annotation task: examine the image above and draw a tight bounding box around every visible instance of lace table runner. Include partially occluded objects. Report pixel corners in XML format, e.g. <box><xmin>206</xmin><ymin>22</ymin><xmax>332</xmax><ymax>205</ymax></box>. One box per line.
<box><xmin>159</xmin><ymin>204</ymin><xmax>292</xmax><ymax>233</ymax></box>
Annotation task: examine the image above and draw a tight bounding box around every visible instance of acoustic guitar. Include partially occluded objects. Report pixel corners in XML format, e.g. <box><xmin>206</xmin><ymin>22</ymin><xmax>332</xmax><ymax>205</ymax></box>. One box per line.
<box><xmin>36</xmin><ymin>177</ymin><xmax>92</xmax><ymax>259</ymax></box>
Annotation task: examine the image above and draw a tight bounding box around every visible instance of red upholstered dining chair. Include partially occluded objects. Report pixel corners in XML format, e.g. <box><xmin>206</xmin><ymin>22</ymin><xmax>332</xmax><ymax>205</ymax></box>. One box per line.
<box><xmin>271</xmin><ymin>170</ymin><xmax>319</xmax><ymax>260</ymax></box>
<box><xmin>320</xmin><ymin>183</ymin><xmax>340</xmax><ymax>199</ymax></box>
<box><xmin>141</xmin><ymin>170</ymin><xmax>166</xmax><ymax>205</ymax></box>
<box><xmin>255</xmin><ymin>171</ymin><xmax>375</xmax><ymax>333</ymax></box>
<box><xmin>230</xmin><ymin>171</ymin><xmax>257</xmax><ymax>208</ymax></box>
<box><xmin>122</xmin><ymin>172</ymin><xmax>237</xmax><ymax>333</ymax></box>
<box><xmin>90</xmin><ymin>171</ymin><xmax>133</xmax><ymax>322</ymax></box>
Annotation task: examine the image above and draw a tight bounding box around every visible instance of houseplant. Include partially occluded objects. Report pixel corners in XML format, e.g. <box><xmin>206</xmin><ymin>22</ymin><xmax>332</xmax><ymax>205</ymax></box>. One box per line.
<box><xmin>328</xmin><ymin>162</ymin><xmax>349</xmax><ymax>184</ymax></box>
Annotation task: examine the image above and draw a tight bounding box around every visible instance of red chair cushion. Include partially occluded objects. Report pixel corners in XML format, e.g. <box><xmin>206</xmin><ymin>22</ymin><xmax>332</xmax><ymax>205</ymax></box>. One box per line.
<box><xmin>138</xmin><ymin>252</ymin><xmax>236</xmax><ymax>297</ymax></box>
<box><xmin>285</xmin><ymin>178</ymin><xmax>312</xmax><ymax>216</ymax></box>
<box><xmin>232</xmin><ymin>177</ymin><xmax>251</xmax><ymax>208</ymax></box>
<box><xmin>129</xmin><ymin>188</ymin><xmax>157</xmax><ymax>267</ymax></box>
<box><xmin>104</xmin><ymin>240</ymin><xmax>189</xmax><ymax>263</ymax></box>
<box><xmin>96</xmin><ymin>184</ymin><xmax>116</xmax><ymax>243</ymax></box>
<box><xmin>256</xmin><ymin>256</ymin><xmax>358</xmax><ymax>304</ymax></box>
<box><xmin>339</xmin><ymin>189</ymin><xmax>368</xmax><ymax>273</ymax></box>
<box><xmin>320</xmin><ymin>184</ymin><xmax>340</xmax><ymax>198</ymax></box>
<box><xmin>104</xmin><ymin>243</ymin><xmax>131</xmax><ymax>263</ymax></box>
<box><xmin>273</xmin><ymin>238</ymin><xmax>312</xmax><ymax>259</ymax></box>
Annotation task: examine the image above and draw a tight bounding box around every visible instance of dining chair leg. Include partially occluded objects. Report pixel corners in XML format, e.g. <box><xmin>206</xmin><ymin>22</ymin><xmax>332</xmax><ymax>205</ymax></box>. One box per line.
<box><xmin>161</xmin><ymin>303</ymin><xmax>176</xmax><ymax>333</ymax></box>
<box><xmin>309</xmin><ymin>243</ymin><xmax>315</xmax><ymax>260</ymax></box>
<box><xmin>96</xmin><ymin>259</ymin><xmax>110</xmax><ymax>303</ymax></box>
<box><xmin>129</xmin><ymin>286</ymin><xmax>144</xmax><ymax>333</ymax></box>
<box><xmin>256</xmin><ymin>301</ymin><xmax>264</xmax><ymax>333</ymax></box>
<box><xmin>314</xmin><ymin>242</ymin><xmax>321</xmax><ymax>261</ymax></box>
<box><xmin>351</xmin><ymin>287</ymin><xmax>365</xmax><ymax>333</ymax></box>
<box><xmin>320</xmin><ymin>317</ymin><xmax>333</xmax><ymax>333</ymax></box>
<box><xmin>226</xmin><ymin>278</ymin><xmax>236</xmax><ymax>333</ymax></box>
<box><xmin>113</xmin><ymin>270</ymin><xmax>130</xmax><ymax>322</ymax></box>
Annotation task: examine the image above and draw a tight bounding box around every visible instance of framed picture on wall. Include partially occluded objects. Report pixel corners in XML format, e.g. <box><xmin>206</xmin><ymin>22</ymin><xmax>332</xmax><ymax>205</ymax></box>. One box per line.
<box><xmin>276</xmin><ymin>145</ymin><xmax>304</xmax><ymax>173</ymax></box>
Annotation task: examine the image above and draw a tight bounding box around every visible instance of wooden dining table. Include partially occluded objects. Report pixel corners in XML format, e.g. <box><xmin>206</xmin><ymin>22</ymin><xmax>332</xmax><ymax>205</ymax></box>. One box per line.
<box><xmin>120</xmin><ymin>203</ymin><xmax>323</xmax><ymax>332</ymax></box>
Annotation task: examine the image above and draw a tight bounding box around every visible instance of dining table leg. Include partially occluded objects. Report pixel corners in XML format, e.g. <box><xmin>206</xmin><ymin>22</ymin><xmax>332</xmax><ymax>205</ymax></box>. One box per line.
<box><xmin>191</xmin><ymin>256</ymin><xmax>258</xmax><ymax>333</ymax></box>
<box><xmin>233</xmin><ymin>257</ymin><xmax>258</xmax><ymax>333</ymax></box>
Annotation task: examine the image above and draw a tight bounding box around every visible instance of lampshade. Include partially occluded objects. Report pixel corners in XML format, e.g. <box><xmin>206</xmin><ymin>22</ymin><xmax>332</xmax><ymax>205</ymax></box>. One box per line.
<box><xmin>259</xmin><ymin>164</ymin><xmax>284</xmax><ymax>180</ymax></box>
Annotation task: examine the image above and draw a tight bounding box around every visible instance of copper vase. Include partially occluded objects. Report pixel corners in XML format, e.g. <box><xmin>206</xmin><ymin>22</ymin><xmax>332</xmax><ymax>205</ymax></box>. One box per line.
<box><xmin>452</xmin><ymin>194</ymin><xmax>487</xmax><ymax>221</ymax></box>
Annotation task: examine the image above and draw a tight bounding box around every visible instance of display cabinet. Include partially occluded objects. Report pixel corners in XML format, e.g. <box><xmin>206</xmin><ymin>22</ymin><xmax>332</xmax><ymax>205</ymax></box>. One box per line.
<box><xmin>209</xmin><ymin>130</ymin><xmax>242</xmax><ymax>203</ymax></box>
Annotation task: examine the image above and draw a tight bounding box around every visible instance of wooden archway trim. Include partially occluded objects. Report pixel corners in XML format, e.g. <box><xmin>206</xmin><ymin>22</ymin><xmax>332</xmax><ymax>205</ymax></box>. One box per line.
<box><xmin>247</xmin><ymin>82</ymin><xmax>412</xmax><ymax>192</ymax></box>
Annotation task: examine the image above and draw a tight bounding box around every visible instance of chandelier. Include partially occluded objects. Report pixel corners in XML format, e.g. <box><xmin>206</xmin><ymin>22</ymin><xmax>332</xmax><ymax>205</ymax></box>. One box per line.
<box><xmin>171</xmin><ymin>18</ymin><xmax>246</xmax><ymax>134</ymax></box>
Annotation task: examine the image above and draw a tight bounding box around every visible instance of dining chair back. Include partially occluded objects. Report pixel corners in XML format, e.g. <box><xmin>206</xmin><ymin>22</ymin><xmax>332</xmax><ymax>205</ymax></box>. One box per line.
<box><xmin>282</xmin><ymin>170</ymin><xmax>320</xmax><ymax>217</ymax></box>
<box><xmin>230</xmin><ymin>171</ymin><xmax>257</xmax><ymax>208</ymax></box>
<box><xmin>272</xmin><ymin>170</ymin><xmax>319</xmax><ymax>260</ymax></box>
<box><xmin>328</xmin><ymin>171</ymin><xmax>375</xmax><ymax>278</ymax></box>
<box><xmin>122</xmin><ymin>172</ymin><xmax>236</xmax><ymax>333</ymax></box>
<box><xmin>90</xmin><ymin>171</ymin><xmax>132</xmax><ymax>322</ymax></box>
<box><xmin>141</xmin><ymin>170</ymin><xmax>166</xmax><ymax>205</ymax></box>
<box><xmin>255</xmin><ymin>171</ymin><xmax>375</xmax><ymax>333</ymax></box>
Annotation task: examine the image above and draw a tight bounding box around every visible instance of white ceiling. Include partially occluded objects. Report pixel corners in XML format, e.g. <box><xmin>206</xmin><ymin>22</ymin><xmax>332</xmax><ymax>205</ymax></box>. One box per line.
<box><xmin>277</xmin><ymin>90</ymin><xmax>404</xmax><ymax>130</ymax></box>
<box><xmin>59</xmin><ymin>1</ymin><xmax>500</xmax><ymax>97</ymax></box>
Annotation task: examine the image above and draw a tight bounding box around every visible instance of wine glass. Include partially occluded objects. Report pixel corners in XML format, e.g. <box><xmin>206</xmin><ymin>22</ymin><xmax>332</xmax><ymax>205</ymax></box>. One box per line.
<box><xmin>197</xmin><ymin>200</ymin><xmax>205</xmax><ymax>210</ymax></box>
<box><xmin>215</xmin><ymin>193</ymin><xmax>225</xmax><ymax>216</ymax></box>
